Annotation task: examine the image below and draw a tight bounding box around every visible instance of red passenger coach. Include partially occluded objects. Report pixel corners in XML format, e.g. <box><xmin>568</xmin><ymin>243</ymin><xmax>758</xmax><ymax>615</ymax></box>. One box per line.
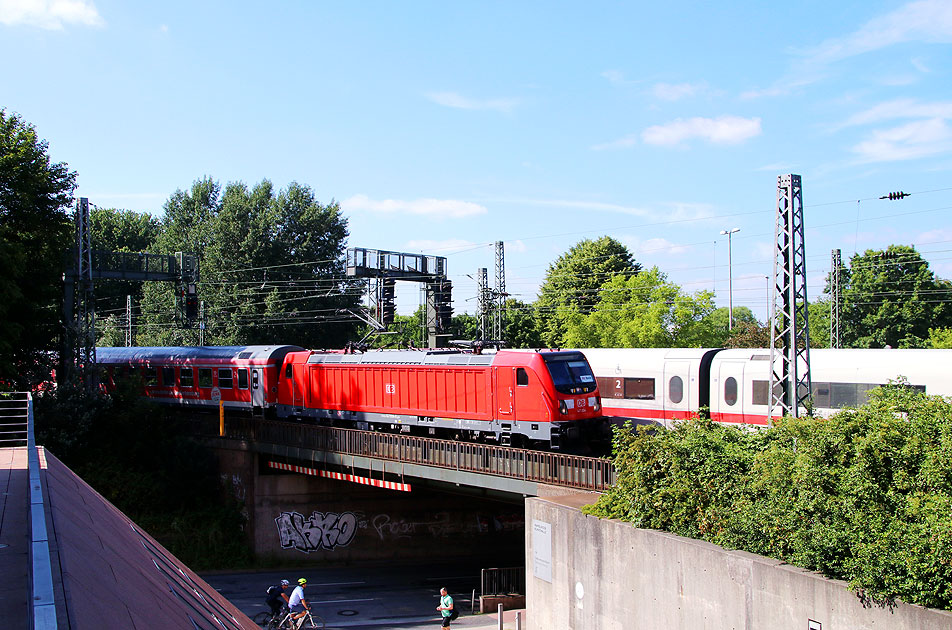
<box><xmin>277</xmin><ymin>348</ymin><xmax>604</xmax><ymax>449</ymax></box>
<box><xmin>96</xmin><ymin>345</ymin><xmax>303</xmax><ymax>413</ymax></box>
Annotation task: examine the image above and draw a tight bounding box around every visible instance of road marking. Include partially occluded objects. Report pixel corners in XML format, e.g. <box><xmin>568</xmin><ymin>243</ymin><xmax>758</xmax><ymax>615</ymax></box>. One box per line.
<box><xmin>313</xmin><ymin>598</ymin><xmax>376</xmax><ymax>604</ymax></box>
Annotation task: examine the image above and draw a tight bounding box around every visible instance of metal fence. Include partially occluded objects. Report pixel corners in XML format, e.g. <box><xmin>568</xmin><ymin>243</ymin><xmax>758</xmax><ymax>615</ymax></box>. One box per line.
<box><xmin>204</xmin><ymin>417</ymin><xmax>616</xmax><ymax>492</ymax></box>
<box><xmin>481</xmin><ymin>566</ymin><xmax>526</xmax><ymax>596</ymax></box>
<box><xmin>0</xmin><ymin>391</ymin><xmax>30</xmax><ymax>447</ymax></box>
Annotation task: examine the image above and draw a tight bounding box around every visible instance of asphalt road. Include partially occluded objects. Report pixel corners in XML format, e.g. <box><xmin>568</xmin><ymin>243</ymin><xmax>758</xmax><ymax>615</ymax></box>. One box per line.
<box><xmin>202</xmin><ymin>561</ymin><xmax>490</xmax><ymax>629</ymax></box>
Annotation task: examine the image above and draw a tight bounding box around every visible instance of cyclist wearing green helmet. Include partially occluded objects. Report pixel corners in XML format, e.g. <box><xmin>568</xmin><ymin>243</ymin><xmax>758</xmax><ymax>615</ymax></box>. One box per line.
<box><xmin>288</xmin><ymin>578</ymin><xmax>310</xmax><ymax>627</ymax></box>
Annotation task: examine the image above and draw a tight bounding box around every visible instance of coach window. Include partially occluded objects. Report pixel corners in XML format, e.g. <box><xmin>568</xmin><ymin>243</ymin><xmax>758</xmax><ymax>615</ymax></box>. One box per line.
<box><xmin>668</xmin><ymin>376</ymin><xmax>683</xmax><ymax>403</ymax></box>
<box><xmin>516</xmin><ymin>368</ymin><xmax>529</xmax><ymax>386</ymax></box>
<box><xmin>198</xmin><ymin>368</ymin><xmax>213</xmax><ymax>388</ymax></box>
<box><xmin>180</xmin><ymin>367</ymin><xmax>194</xmax><ymax>388</ymax></box>
<box><xmin>624</xmin><ymin>377</ymin><xmax>655</xmax><ymax>400</ymax></box>
<box><xmin>724</xmin><ymin>377</ymin><xmax>738</xmax><ymax>406</ymax></box>
<box><xmin>218</xmin><ymin>368</ymin><xmax>233</xmax><ymax>389</ymax></box>
<box><xmin>144</xmin><ymin>367</ymin><xmax>157</xmax><ymax>386</ymax></box>
<box><xmin>237</xmin><ymin>368</ymin><xmax>249</xmax><ymax>389</ymax></box>
<box><xmin>161</xmin><ymin>366</ymin><xmax>175</xmax><ymax>386</ymax></box>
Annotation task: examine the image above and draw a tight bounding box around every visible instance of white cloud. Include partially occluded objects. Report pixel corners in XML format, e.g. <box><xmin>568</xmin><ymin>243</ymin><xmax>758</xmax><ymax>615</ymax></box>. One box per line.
<box><xmin>426</xmin><ymin>91</ymin><xmax>519</xmax><ymax>113</ymax></box>
<box><xmin>590</xmin><ymin>133</ymin><xmax>638</xmax><ymax>151</ymax></box>
<box><xmin>651</xmin><ymin>82</ymin><xmax>704</xmax><ymax>101</ymax></box>
<box><xmin>841</xmin><ymin>98</ymin><xmax>952</xmax><ymax>127</ymax></box>
<box><xmin>851</xmin><ymin>118</ymin><xmax>952</xmax><ymax>163</ymax></box>
<box><xmin>342</xmin><ymin>194</ymin><xmax>487</xmax><ymax>219</ymax></box>
<box><xmin>642</xmin><ymin>116</ymin><xmax>762</xmax><ymax>146</ymax></box>
<box><xmin>601</xmin><ymin>70</ymin><xmax>628</xmax><ymax>86</ymax></box>
<box><xmin>624</xmin><ymin>236</ymin><xmax>690</xmax><ymax>256</ymax></box>
<box><xmin>804</xmin><ymin>0</ymin><xmax>952</xmax><ymax>65</ymax></box>
<box><xmin>756</xmin><ymin>162</ymin><xmax>797</xmax><ymax>172</ymax></box>
<box><xmin>0</xmin><ymin>0</ymin><xmax>103</xmax><ymax>29</ymax></box>
<box><xmin>404</xmin><ymin>239</ymin><xmax>480</xmax><ymax>255</ymax></box>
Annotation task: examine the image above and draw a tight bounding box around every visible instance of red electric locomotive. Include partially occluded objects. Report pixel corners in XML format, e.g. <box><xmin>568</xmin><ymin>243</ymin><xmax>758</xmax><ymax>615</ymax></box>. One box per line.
<box><xmin>96</xmin><ymin>345</ymin><xmax>303</xmax><ymax>413</ymax></box>
<box><xmin>276</xmin><ymin>348</ymin><xmax>603</xmax><ymax>449</ymax></box>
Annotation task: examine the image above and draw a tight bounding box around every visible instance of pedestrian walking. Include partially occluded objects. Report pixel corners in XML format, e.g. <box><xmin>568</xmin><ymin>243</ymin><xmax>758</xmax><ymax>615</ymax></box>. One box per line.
<box><xmin>436</xmin><ymin>587</ymin><xmax>458</xmax><ymax>627</ymax></box>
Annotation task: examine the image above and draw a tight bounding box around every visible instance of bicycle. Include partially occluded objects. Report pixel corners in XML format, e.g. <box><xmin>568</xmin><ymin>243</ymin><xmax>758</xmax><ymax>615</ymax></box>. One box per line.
<box><xmin>272</xmin><ymin>608</ymin><xmax>325</xmax><ymax>629</ymax></box>
<box><xmin>251</xmin><ymin>609</ymin><xmax>283</xmax><ymax>629</ymax></box>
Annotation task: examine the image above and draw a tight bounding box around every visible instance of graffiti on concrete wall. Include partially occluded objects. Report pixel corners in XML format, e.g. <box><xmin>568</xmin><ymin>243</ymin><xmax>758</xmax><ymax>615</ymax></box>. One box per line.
<box><xmin>276</xmin><ymin>511</ymin><xmax>363</xmax><ymax>552</ymax></box>
<box><xmin>371</xmin><ymin>512</ymin><xmax>452</xmax><ymax>540</ymax></box>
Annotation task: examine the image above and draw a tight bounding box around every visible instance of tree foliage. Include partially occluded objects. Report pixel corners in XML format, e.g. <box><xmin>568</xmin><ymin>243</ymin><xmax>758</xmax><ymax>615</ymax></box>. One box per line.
<box><xmin>0</xmin><ymin>110</ymin><xmax>76</xmax><ymax>386</ymax></box>
<box><xmin>137</xmin><ymin>178</ymin><xmax>359</xmax><ymax>348</ymax></box>
<box><xmin>927</xmin><ymin>327</ymin><xmax>952</xmax><ymax>349</ymax></box>
<box><xmin>840</xmin><ymin>245</ymin><xmax>952</xmax><ymax>348</ymax></box>
<box><xmin>535</xmin><ymin>236</ymin><xmax>641</xmax><ymax>347</ymax></box>
<box><xmin>562</xmin><ymin>266</ymin><xmax>716</xmax><ymax>347</ymax></box>
<box><xmin>585</xmin><ymin>385</ymin><xmax>952</xmax><ymax>610</ymax></box>
<box><xmin>705</xmin><ymin>306</ymin><xmax>760</xmax><ymax>347</ymax></box>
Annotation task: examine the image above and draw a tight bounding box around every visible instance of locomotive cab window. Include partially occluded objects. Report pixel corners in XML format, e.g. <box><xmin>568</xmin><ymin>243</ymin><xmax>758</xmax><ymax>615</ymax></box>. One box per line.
<box><xmin>542</xmin><ymin>353</ymin><xmax>597</xmax><ymax>395</ymax></box>
<box><xmin>218</xmin><ymin>368</ymin><xmax>233</xmax><ymax>389</ymax></box>
<box><xmin>180</xmin><ymin>367</ymin><xmax>194</xmax><ymax>388</ymax></box>
<box><xmin>724</xmin><ymin>377</ymin><xmax>738</xmax><ymax>406</ymax></box>
<box><xmin>285</xmin><ymin>364</ymin><xmax>293</xmax><ymax>379</ymax></box>
<box><xmin>237</xmin><ymin>368</ymin><xmax>249</xmax><ymax>389</ymax></box>
<box><xmin>516</xmin><ymin>368</ymin><xmax>529</xmax><ymax>386</ymax></box>
<box><xmin>198</xmin><ymin>368</ymin><xmax>213</xmax><ymax>388</ymax></box>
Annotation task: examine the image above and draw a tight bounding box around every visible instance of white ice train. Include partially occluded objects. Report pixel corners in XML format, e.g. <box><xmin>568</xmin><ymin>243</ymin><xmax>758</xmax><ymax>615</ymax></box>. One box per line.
<box><xmin>578</xmin><ymin>348</ymin><xmax>952</xmax><ymax>427</ymax></box>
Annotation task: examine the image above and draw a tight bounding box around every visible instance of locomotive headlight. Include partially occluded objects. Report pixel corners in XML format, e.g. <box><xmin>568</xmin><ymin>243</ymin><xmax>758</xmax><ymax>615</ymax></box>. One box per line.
<box><xmin>590</xmin><ymin>396</ymin><xmax>600</xmax><ymax>412</ymax></box>
<box><xmin>559</xmin><ymin>400</ymin><xmax>568</xmax><ymax>415</ymax></box>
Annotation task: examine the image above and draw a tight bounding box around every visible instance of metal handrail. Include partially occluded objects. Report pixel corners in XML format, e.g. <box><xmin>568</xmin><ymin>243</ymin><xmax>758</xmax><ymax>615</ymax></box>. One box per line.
<box><xmin>481</xmin><ymin>566</ymin><xmax>526</xmax><ymax>596</ymax></box>
<box><xmin>203</xmin><ymin>417</ymin><xmax>615</xmax><ymax>492</ymax></box>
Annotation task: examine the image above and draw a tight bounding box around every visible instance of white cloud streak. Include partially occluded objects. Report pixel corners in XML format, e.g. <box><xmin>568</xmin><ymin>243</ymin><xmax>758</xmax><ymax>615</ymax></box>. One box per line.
<box><xmin>651</xmin><ymin>82</ymin><xmax>705</xmax><ymax>101</ymax></box>
<box><xmin>804</xmin><ymin>0</ymin><xmax>952</xmax><ymax>65</ymax></box>
<box><xmin>842</xmin><ymin>98</ymin><xmax>952</xmax><ymax>127</ymax></box>
<box><xmin>851</xmin><ymin>118</ymin><xmax>952</xmax><ymax>163</ymax></box>
<box><xmin>642</xmin><ymin>116</ymin><xmax>762</xmax><ymax>146</ymax></box>
<box><xmin>342</xmin><ymin>194</ymin><xmax>488</xmax><ymax>219</ymax></box>
<box><xmin>0</xmin><ymin>0</ymin><xmax>103</xmax><ymax>29</ymax></box>
<box><xmin>426</xmin><ymin>91</ymin><xmax>519</xmax><ymax>113</ymax></box>
<box><xmin>590</xmin><ymin>134</ymin><xmax>639</xmax><ymax>151</ymax></box>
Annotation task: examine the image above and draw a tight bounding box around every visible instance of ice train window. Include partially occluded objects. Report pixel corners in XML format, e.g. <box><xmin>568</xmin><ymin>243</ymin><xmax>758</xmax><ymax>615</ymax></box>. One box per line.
<box><xmin>668</xmin><ymin>376</ymin><xmax>683</xmax><ymax>404</ymax></box>
<box><xmin>724</xmin><ymin>377</ymin><xmax>738</xmax><ymax>406</ymax></box>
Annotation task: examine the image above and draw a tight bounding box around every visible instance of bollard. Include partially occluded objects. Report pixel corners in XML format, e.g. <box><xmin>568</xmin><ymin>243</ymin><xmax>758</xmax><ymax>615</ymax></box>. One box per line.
<box><xmin>498</xmin><ymin>603</ymin><xmax>504</xmax><ymax>630</ymax></box>
<box><xmin>471</xmin><ymin>589</ymin><xmax>475</xmax><ymax>615</ymax></box>
<box><xmin>516</xmin><ymin>611</ymin><xmax>522</xmax><ymax>630</ymax></box>
<box><xmin>219</xmin><ymin>400</ymin><xmax>224</xmax><ymax>436</ymax></box>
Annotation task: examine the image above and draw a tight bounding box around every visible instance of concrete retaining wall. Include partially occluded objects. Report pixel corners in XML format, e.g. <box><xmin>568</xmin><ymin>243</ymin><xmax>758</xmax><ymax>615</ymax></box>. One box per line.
<box><xmin>526</xmin><ymin>495</ymin><xmax>952</xmax><ymax>630</ymax></box>
<box><xmin>212</xmin><ymin>440</ymin><xmax>524</xmax><ymax>565</ymax></box>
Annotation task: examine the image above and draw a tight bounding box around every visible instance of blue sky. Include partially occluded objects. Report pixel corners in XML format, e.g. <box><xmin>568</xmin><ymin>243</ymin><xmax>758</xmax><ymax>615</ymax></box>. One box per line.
<box><xmin>3</xmin><ymin>0</ymin><xmax>952</xmax><ymax>320</ymax></box>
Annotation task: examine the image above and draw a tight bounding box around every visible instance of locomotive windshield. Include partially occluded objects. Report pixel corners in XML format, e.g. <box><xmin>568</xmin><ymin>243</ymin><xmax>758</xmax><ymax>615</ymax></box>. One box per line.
<box><xmin>542</xmin><ymin>352</ymin><xmax>597</xmax><ymax>395</ymax></box>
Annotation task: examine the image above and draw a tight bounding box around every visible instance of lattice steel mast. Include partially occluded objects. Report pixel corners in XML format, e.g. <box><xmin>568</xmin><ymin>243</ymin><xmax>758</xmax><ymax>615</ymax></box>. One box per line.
<box><xmin>768</xmin><ymin>174</ymin><xmax>812</xmax><ymax>422</ymax></box>
<box><xmin>493</xmin><ymin>241</ymin><xmax>506</xmax><ymax>343</ymax></box>
<box><xmin>830</xmin><ymin>248</ymin><xmax>842</xmax><ymax>349</ymax></box>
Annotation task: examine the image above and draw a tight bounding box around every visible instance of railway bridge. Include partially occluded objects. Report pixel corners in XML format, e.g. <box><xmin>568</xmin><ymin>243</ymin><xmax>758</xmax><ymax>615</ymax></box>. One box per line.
<box><xmin>194</xmin><ymin>416</ymin><xmax>614</xmax><ymax>565</ymax></box>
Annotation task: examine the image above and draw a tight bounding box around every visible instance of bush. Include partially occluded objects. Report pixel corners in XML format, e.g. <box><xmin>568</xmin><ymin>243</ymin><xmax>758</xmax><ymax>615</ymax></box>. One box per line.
<box><xmin>585</xmin><ymin>384</ymin><xmax>952</xmax><ymax>610</ymax></box>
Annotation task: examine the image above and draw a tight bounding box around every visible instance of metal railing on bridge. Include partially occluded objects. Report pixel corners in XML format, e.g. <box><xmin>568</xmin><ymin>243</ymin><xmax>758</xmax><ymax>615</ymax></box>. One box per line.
<box><xmin>481</xmin><ymin>566</ymin><xmax>526</xmax><ymax>596</ymax></box>
<box><xmin>207</xmin><ymin>418</ymin><xmax>616</xmax><ymax>492</ymax></box>
<box><xmin>0</xmin><ymin>392</ymin><xmax>30</xmax><ymax>447</ymax></box>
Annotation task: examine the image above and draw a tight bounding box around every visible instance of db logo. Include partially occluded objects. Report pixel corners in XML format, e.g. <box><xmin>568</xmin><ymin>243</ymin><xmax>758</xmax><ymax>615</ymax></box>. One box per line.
<box><xmin>577</xmin><ymin>398</ymin><xmax>586</xmax><ymax>408</ymax></box>
<box><xmin>385</xmin><ymin>383</ymin><xmax>396</xmax><ymax>394</ymax></box>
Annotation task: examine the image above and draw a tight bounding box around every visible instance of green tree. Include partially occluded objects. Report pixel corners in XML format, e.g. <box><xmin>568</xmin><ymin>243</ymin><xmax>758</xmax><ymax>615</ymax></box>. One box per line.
<box><xmin>536</xmin><ymin>236</ymin><xmax>641</xmax><ymax>347</ymax></box>
<box><xmin>562</xmin><ymin>266</ymin><xmax>716</xmax><ymax>347</ymax></box>
<box><xmin>841</xmin><ymin>245</ymin><xmax>952</xmax><ymax>348</ymax></box>
<box><xmin>503</xmin><ymin>298</ymin><xmax>544</xmax><ymax>348</ymax></box>
<box><xmin>808</xmin><ymin>299</ymin><xmax>831</xmax><ymax>348</ymax></box>
<box><xmin>0</xmin><ymin>110</ymin><xmax>76</xmax><ymax>387</ymax></box>
<box><xmin>90</xmin><ymin>207</ymin><xmax>160</xmax><ymax>344</ymax></box>
<box><xmin>927</xmin><ymin>327</ymin><xmax>952</xmax><ymax>349</ymax></box>
<box><xmin>139</xmin><ymin>178</ymin><xmax>358</xmax><ymax>348</ymax></box>
<box><xmin>723</xmin><ymin>321</ymin><xmax>771</xmax><ymax>348</ymax></box>
<box><xmin>704</xmin><ymin>306</ymin><xmax>759</xmax><ymax>346</ymax></box>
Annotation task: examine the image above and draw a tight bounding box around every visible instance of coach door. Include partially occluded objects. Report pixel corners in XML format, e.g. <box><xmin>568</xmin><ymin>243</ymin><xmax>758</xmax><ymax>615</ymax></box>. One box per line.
<box><xmin>251</xmin><ymin>368</ymin><xmax>264</xmax><ymax>408</ymax></box>
<box><xmin>662</xmin><ymin>361</ymin><xmax>690</xmax><ymax>425</ymax></box>
<box><xmin>716</xmin><ymin>360</ymin><xmax>745</xmax><ymax>424</ymax></box>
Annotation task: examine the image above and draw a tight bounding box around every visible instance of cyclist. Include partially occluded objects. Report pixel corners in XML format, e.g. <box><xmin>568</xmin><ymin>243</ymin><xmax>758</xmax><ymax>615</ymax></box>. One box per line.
<box><xmin>265</xmin><ymin>579</ymin><xmax>291</xmax><ymax>620</ymax></box>
<box><xmin>288</xmin><ymin>578</ymin><xmax>310</xmax><ymax>628</ymax></box>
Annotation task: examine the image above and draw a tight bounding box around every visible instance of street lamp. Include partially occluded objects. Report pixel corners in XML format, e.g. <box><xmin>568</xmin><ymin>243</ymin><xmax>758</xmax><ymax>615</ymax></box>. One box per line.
<box><xmin>720</xmin><ymin>228</ymin><xmax>741</xmax><ymax>330</ymax></box>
